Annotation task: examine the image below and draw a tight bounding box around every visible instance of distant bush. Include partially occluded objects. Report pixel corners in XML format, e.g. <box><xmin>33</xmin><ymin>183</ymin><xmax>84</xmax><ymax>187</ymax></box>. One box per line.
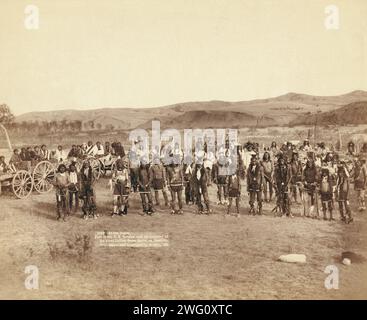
<box><xmin>48</xmin><ymin>233</ymin><xmax>92</xmax><ymax>264</ymax></box>
<box><xmin>66</xmin><ymin>234</ymin><xmax>92</xmax><ymax>262</ymax></box>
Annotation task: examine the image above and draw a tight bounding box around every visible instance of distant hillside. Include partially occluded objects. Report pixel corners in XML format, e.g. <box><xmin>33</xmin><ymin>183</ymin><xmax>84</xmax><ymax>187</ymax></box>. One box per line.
<box><xmin>290</xmin><ymin>101</ymin><xmax>367</xmax><ymax>126</ymax></box>
<box><xmin>141</xmin><ymin>110</ymin><xmax>276</xmax><ymax>129</ymax></box>
<box><xmin>14</xmin><ymin>90</ymin><xmax>367</xmax><ymax>130</ymax></box>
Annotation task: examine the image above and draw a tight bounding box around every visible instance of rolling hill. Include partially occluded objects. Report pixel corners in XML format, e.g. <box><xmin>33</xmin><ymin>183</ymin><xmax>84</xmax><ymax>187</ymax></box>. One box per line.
<box><xmin>290</xmin><ymin>101</ymin><xmax>367</xmax><ymax>126</ymax></box>
<box><xmin>14</xmin><ymin>90</ymin><xmax>367</xmax><ymax>130</ymax></box>
<box><xmin>140</xmin><ymin>110</ymin><xmax>275</xmax><ymax>129</ymax></box>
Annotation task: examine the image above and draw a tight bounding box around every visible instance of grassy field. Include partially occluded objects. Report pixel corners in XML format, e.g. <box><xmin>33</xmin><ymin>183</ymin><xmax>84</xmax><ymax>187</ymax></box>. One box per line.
<box><xmin>0</xmin><ymin>176</ymin><xmax>366</xmax><ymax>300</ymax></box>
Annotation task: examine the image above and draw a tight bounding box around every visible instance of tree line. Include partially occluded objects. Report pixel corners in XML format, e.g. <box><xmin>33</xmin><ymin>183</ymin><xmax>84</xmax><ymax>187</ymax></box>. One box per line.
<box><xmin>1</xmin><ymin>104</ymin><xmax>117</xmax><ymax>135</ymax></box>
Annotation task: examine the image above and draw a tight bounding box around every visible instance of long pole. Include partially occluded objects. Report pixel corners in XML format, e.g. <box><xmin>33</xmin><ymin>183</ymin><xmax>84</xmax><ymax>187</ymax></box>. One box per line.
<box><xmin>0</xmin><ymin>123</ymin><xmax>12</xmax><ymax>151</ymax></box>
<box><xmin>314</xmin><ymin>114</ymin><xmax>317</xmax><ymax>147</ymax></box>
<box><xmin>338</xmin><ymin>129</ymin><xmax>342</xmax><ymax>151</ymax></box>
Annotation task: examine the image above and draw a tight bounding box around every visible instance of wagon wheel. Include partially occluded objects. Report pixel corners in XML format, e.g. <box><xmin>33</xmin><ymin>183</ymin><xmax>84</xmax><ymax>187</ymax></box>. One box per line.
<box><xmin>109</xmin><ymin>159</ymin><xmax>118</xmax><ymax>173</ymax></box>
<box><xmin>85</xmin><ymin>158</ymin><xmax>102</xmax><ymax>180</ymax></box>
<box><xmin>33</xmin><ymin>161</ymin><xmax>56</xmax><ymax>194</ymax></box>
<box><xmin>12</xmin><ymin>170</ymin><xmax>33</xmax><ymax>199</ymax></box>
<box><xmin>99</xmin><ymin>160</ymin><xmax>107</xmax><ymax>177</ymax></box>
<box><xmin>101</xmin><ymin>158</ymin><xmax>116</xmax><ymax>177</ymax></box>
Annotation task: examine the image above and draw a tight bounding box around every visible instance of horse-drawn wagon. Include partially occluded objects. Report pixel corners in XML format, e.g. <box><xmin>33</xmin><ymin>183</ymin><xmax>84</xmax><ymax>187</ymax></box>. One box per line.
<box><xmin>0</xmin><ymin>124</ymin><xmax>56</xmax><ymax>199</ymax></box>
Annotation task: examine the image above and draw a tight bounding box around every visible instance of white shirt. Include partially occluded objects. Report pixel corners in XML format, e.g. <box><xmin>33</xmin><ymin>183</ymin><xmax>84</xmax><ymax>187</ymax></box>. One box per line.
<box><xmin>91</xmin><ymin>145</ymin><xmax>105</xmax><ymax>156</ymax></box>
<box><xmin>196</xmin><ymin>168</ymin><xmax>202</xmax><ymax>181</ymax></box>
<box><xmin>54</xmin><ymin>150</ymin><xmax>67</xmax><ymax>162</ymax></box>
<box><xmin>69</xmin><ymin>172</ymin><xmax>78</xmax><ymax>184</ymax></box>
<box><xmin>185</xmin><ymin>165</ymin><xmax>192</xmax><ymax>175</ymax></box>
<box><xmin>203</xmin><ymin>151</ymin><xmax>215</xmax><ymax>169</ymax></box>
<box><xmin>241</xmin><ymin>150</ymin><xmax>256</xmax><ymax>169</ymax></box>
<box><xmin>40</xmin><ymin>149</ymin><xmax>51</xmax><ymax>160</ymax></box>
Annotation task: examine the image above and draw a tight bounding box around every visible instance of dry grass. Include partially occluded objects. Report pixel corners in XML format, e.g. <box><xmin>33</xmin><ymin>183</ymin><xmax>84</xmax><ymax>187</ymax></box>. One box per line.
<box><xmin>0</xmin><ymin>177</ymin><xmax>366</xmax><ymax>300</ymax></box>
<box><xmin>47</xmin><ymin>233</ymin><xmax>92</xmax><ymax>263</ymax></box>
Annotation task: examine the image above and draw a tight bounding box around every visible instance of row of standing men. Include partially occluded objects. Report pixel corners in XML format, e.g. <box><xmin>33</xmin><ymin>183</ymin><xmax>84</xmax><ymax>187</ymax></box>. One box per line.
<box><xmin>53</xmin><ymin>142</ymin><xmax>367</xmax><ymax>224</ymax></box>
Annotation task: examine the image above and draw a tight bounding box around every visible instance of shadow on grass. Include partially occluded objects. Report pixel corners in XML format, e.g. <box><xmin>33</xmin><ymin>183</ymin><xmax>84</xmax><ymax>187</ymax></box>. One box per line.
<box><xmin>28</xmin><ymin>200</ymin><xmax>59</xmax><ymax>221</ymax></box>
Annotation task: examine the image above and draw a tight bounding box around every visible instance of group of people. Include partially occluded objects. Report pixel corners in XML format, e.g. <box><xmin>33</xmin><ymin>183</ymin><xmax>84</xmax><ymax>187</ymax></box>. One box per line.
<box><xmin>1</xmin><ymin>138</ymin><xmax>366</xmax><ymax>224</ymax></box>
<box><xmin>5</xmin><ymin>140</ymin><xmax>126</xmax><ymax>169</ymax></box>
<box><xmin>50</xmin><ymin>138</ymin><xmax>366</xmax><ymax>223</ymax></box>
<box><xmin>244</xmin><ymin>140</ymin><xmax>366</xmax><ymax>223</ymax></box>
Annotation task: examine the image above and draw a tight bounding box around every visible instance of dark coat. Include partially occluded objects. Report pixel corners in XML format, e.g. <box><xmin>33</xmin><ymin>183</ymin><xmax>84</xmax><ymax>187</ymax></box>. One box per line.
<box><xmin>274</xmin><ymin>164</ymin><xmax>291</xmax><ymax>191</ymax></box>
<box><xmin>79</xmin><ymin>166</ymin><xmax>95</xmax><ymax>197</ymax></box>
<box><xmin>192</xmin><ymin>165</ymin><xmax>208</xmax><ymax>192</ymax></box>
<box><xmin>247</xmin><ymin>163</ymin><xmax>263</xmax><ymax>191</ymax></box>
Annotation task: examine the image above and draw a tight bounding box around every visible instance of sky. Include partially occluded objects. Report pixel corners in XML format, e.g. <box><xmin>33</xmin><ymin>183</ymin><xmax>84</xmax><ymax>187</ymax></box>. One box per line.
<box><xmin>0</xmin><ymin>0</ymin><xmax>366</xmax><ymax>115</ymax></box>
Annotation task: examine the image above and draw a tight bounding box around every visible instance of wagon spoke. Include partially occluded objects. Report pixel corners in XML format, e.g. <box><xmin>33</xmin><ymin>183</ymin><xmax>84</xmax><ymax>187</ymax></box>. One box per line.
<box><xmin>33</xmin><ymin>161</ymin><xmax>55</xmax><ymax>194</ymax></box>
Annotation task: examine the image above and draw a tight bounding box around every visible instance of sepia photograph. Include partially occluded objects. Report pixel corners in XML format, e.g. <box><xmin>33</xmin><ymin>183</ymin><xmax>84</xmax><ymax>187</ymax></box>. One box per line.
<box><xmin>0</xmin><ymin>0</ymin><xmax>366</xmax><ymax>308</ymax></box>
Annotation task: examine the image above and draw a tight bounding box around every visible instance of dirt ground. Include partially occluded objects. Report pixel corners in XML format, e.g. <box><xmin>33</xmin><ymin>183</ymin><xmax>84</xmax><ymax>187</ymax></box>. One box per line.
<box><xmin>0</xmin><ymin>177</ymin><xmax>366</xmax><ymax>300</ymax></box>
